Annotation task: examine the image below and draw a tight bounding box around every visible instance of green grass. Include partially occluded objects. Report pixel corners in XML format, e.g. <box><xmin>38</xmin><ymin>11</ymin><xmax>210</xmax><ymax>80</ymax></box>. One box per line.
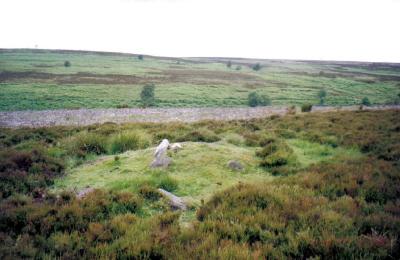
<box><xmin>53</xmin><ymin>142</ymin><xmax>269</xmax><ymax>204</ymax></box>
<box><xmin>53</xmin><ymin>138</ymin><xmax>361</xmax><ymax>221</ymax></box>
<box><xmin>1</xmin><ymin>49</ymin><xmax>399</xmax><ymax>111</ymax></box>
<box><xmin>287</xmin><ymin>139</ymin><xmax>361</xmax><ymax>167</ymax></box>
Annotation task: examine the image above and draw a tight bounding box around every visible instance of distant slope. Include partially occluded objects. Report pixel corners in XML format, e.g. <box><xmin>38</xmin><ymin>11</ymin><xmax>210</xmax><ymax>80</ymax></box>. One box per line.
<box><xmin>0</xmin><ymin>49</ymin><xmax>399</xmax><ymax>111</ymax></box>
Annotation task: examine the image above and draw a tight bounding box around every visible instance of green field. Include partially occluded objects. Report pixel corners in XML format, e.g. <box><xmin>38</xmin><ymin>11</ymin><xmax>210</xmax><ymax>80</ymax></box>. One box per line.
<box><xmin>1</xmin><ymin>49</ymin><xmax>399</xmax><ymax>111</ymax></box>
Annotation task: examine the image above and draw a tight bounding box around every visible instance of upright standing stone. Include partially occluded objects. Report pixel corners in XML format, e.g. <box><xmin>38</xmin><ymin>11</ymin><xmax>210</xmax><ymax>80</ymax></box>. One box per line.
<box><xmin>151</xmin><ymin>139</ymin><xmax>172</xmax><ymax>168</ymax></box>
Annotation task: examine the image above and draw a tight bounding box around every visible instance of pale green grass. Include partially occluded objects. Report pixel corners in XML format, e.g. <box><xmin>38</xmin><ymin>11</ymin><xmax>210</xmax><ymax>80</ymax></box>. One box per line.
<box><xmin>52</xmin><ymin>138</ymin><xmax>362</xmax><ymax>223</ymax></box>
<box><xmin>53</xmin><ymin>142</ymin><xmax>270</xmax><ymax>205</ymax></box>
<box><xmin>53</xmin><ymin>139</ymin><xmax>361</xmax><ymax>203</ymax></box>
<box><xmin>287</xmin><ymin>139</ymin><xmax>361</xmax><ymax>167</ymax></box>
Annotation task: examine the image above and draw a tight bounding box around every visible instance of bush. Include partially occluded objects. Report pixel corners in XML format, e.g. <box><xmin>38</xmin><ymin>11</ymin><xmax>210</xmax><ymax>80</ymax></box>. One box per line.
<box><xmin>256</xmin><ymin>138</ymin><xmax>295</xmax><ymax>169</ymax></box>
<box><xmin>243</xmin><ymin>132</ymin><xmax>268</xmax><ymax>147</ymax></box>
<box><xmin>140</xmin><ymin>84</ymin><xmax>155</xmax><ymax>107</ymax></box>
<box><xmin>226</xmin><ymin>61</ymin><xmax>232</xmax><ymax>68</ymax></box>
<box><xmin>138</xmin><ymin>55</ymin><xmax>143</xmax><ymax>60</ymax></box>
<box><xmin>139</xmin><ymin>185</ymin><xmax>162</xmax><ymax>201</ymax></box>
<box><xmin>260</xmin><ymin>150</ymin><xmax>291</xmax><ymax>168</ymax></box>
<box><xmin>157</xmin><ymin>176</ymin><xmax>178</xmax><ymax>192</ymax></box>
<box><xmin>225</xmin><ymin>133</ymin><xmax>245</xmax><ymax>146</ymax></box>
<box><xmin>64</xmin><ymin>61</ymin><xmax>71</xmax><ymax>67</ymax></box>
<box><xmin>301</xmin><ymin>104</ymin><xmax>313</xmax><ymax>112</ymax></box>
<box><xmin>318</xmin><ymin>89</ymin><xmax>327</xmax><ymax>105</ymax></box>
<box><xmin>235</xmin><ymin>65</ymin><xmax>242</xmax><ymax>71</ymax></box>
<box><xmin>0</xmin><ymin>149</ymin><xmax>64</xmax><ymax>198</ymax></box>
<box><xmin>179</xmin><ymin>129</ymin><xmax>220</xmax><ymax>143</ymax></box>
<box><xmin>248</xmin><ymin>92</ymin><xmax>271</xmax><ymax>107</ymax></box>
<box><xmin>252</xmin><ymin>63</ymin><xmax>261</xmax><ymax>71</ymax></box>
<box><xmin>108</xmin><ymin>131</ymin><xmax>151</xmax><ymax>154</ymax></box>
<box><xmin>67</xmin><ymin>132</ymin><xmax>107</xmax><ymax>157</ymax></box>
<box><xmin>362</xmin><ymin>97</ymin><xmax>371</xmax><ymax>106</ymax></box>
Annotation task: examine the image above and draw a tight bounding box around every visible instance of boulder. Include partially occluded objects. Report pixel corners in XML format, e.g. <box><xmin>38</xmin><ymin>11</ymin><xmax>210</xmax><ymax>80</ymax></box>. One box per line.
<box><xmin>158</xmin><ymin>188</ymin><xmax>187</xmax><ymax>210</ymax></box>
<box><xmin>227</xmin><ymin>160</ymin><xmax>244</xmax><ymax>171</ymax></box>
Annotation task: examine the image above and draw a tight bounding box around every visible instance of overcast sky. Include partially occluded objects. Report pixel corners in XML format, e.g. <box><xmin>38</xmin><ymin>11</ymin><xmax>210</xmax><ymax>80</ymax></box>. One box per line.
<box><xmin>1</xmin><ymin>0</ymin><xmax>400</xmax><ymax>62</ymax></box>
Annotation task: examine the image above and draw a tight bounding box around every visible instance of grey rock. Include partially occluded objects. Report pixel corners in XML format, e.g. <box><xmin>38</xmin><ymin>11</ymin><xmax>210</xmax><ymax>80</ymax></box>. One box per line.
<box><xmin>158</xmin><ymin>188</ymin><xmax>187</xmax><ymax>210</ymax></box>
<box><xmin>227</xmin><ymin>160</ymin><xmax>244</xmax><ymax>171</ymax></box>
<box><xmin>150</xmin><ymin>139</ymin><xmax>172</xmax><ymax>168</ymax></box>
<box><xmin>169</xmin><ymin>143</ymin><xmax>183</xmax><ymax>153</ymax></box>
<box><xmin>150</xmin><ymin>156</ymin><xmax>172</xmax><ymax>168</ymax></box>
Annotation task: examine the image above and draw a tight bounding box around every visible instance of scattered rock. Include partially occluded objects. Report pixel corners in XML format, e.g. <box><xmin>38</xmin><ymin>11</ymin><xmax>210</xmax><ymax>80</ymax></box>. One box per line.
<box><xmin>151</xmin><ymin>139</ymin><xmax>172</xmax><ymax>168</ymax></box>
<box><xmin>169</xmin><ymin>143</ymin><xmax>183</xmax><ymax>153</ymax></box>
<box><xmin>77</xmin><ymin>187</ymin><xmax>95</xmax><ymax>199</ymax></box>
<box><xmin>158</xmin><ymin>188</ymin><xmax>187</xmax><ymax>210</ymax></box>
<box><xmin>227</xmin><ymin>160</ymin><xmax>244</xmax><ymax>171</ymax></box>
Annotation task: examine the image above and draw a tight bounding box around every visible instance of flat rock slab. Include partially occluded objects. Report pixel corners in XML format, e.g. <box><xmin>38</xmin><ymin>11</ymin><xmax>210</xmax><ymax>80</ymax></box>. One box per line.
<box><xmin>158</xmin><ymin>188</ymin><xmax>187</xmax><ymax>211</ymax></box>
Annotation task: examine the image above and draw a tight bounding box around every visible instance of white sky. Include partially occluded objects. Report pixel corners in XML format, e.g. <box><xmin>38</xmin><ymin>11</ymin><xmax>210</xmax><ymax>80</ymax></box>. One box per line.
<box><xmin>1</xmin><ymin>0</ymin><xmax>400</xmax><ymax>62</ymax></box>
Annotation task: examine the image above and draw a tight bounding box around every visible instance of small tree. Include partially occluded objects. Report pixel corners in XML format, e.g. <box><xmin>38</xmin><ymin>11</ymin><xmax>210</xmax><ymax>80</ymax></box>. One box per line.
<box><xmin>138</xmin><ymin>55</ymin><xmax>144</xmax><ymax>60</ymax></box>
<box><xmin>361</xmin><ymin>97</ymin><xmax>371</xmax><ymax>106</ymax></box>
<box><xmin>64</xmin><ymin>60</ymin><xmax>71</xmax><ymax>67</ymax></box>
<box><xmin>259</xmin><ymin>95</ymin><xmax>271</xmax><ymax>106</ymax></box>
<box><xmin>248</xmin><ymin>92</ymin><xmax>259</xmax><ymax>107</ymax></box>
<box><xmin>252</xmin><ymin>63</ymin><xmax>262</xmax><ymax>71</ymax></box>
<box><xmin>394</xmin><ymin>93</ymin><xmax>400</xmax><ymax>105</ymax></box>
<box><xmin>248</xmin><ymin>92</ymin><xmax>271</xmax><ymax>107</ymax></box>
<box><xmin>235</xmin><ymin>65</ymin><xmax>242</xmax><ymax>71</ymax></box>
<box><xmin>140</xmin><ymin>84</ymin><xmax>155</xmax><ymax>107</ymax></box>
<box><xmin>301</xmin><ymin>104</ymin><xmax>313</xmax><ymax>112</ymax></box>
<box><xmin>318</xmin><ymin>89</ymin><xmax>327</xmax><ymax>105</ymax></box>
<box><xmin>226</xmin><ymin>61</ymin><xmax>232</xmax><ymax>68</ymax></box>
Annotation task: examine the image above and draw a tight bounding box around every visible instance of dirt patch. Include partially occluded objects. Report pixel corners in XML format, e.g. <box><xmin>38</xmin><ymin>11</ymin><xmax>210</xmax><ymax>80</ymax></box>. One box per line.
<box><xmin>160</xmin><ymin>69</ymin><xmax>266</xmax><ymax>86</ymax></box>
<box><xmin>0</xmin><ymin>71</ymin><xmax>162</xmax><ymax>85</ymax></box>
<box><xmin>0</xmin><ymin>69</ymin><xmax>268</xmax><ymax>86</ymax></box>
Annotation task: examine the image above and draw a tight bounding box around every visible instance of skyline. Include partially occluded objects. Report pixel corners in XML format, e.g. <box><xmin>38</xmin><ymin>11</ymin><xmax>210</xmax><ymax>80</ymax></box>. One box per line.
<box><xmin>1</xmin><ymin>0</ymin><xmax>400</xmax><ymax>63</ymax></box>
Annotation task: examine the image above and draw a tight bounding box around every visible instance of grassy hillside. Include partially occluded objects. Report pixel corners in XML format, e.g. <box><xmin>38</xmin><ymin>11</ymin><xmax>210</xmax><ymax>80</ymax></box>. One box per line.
<box><xmin>0</xmin><ymin>110</ymin><xmax>399</xmax><ymax>258</ymax></box>
<box><xmin>1</xmin><ymin>49</ymin><xmax>399</xmax><ymax>111</ymax></box>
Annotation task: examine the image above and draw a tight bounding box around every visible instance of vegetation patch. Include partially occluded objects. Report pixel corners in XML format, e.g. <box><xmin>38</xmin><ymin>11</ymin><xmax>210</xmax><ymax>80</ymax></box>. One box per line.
<box><xmin>0</xmin><ymin>110</ymin><xmax>399</xmax><ymax>258</ymax></box>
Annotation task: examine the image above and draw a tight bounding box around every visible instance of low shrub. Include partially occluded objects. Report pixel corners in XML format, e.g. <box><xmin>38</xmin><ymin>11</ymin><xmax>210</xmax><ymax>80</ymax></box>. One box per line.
<box><xmin>139</xmin><ymin>185</ymin><xmax>161</xmax><ymax>201</ymax></box>
<box><xmin>252</xmin><ymin>63</ymin><xmax>261</xmax><ymax>71</ymax></box>
<box><xmin>179</xmin><ymin>129</ymin><xmax>220</xmax><ymax>143</ymax></box>
<box><xmin>0</xmin><ymin>149</ymin><xmax>64</xmax><ymax>198</ymax></box>
<box><xmin>67</xmin><ymin>132</ymin><xmax>107</xmax><ymax>157</ymax></box>
<box><xmin>301</xmin><ymin>104</ymin><xmax>313</xmax><ymax>112</ymax></box>
<box><xmin>243</xmin><ymin>132</ymin><xmax>270</xmax><ymax>147</ymax></box>
<box><xmin>157</xmin><ymin>176</ymin><xmax>178</xmax><ymax>192</ymax></box>
<box><xmin>303</xmin><ymin>131</ymin><xmax>338</xmax><ymax>147</ymax></box>
<box><xmin>225</xmin><ymin>133</ymin><xmax>245</xmax><ymax>146</ymax></box>
<box><xmin>260</xmin><ymin>149</ymin><xmax>291</xmax><ymax>168</ymax></box>
<box><xmin>256</xmin><ymin>138</ymin><xmax>296</xmax><ymax>169</ymax></box>
<box><xmin>248</xmin><ymin>92</ymin><xmax>271</xmax><ymax>107</ymax></box>
<box><xmin>108</xmin><ymin>130</ymin><xmax>151</xmax><ymax>154</ymax></box>
<box><xmin>362</xmin><ymin>97</ymin><xmax>371</xmax><ymax>106</ymax></box>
